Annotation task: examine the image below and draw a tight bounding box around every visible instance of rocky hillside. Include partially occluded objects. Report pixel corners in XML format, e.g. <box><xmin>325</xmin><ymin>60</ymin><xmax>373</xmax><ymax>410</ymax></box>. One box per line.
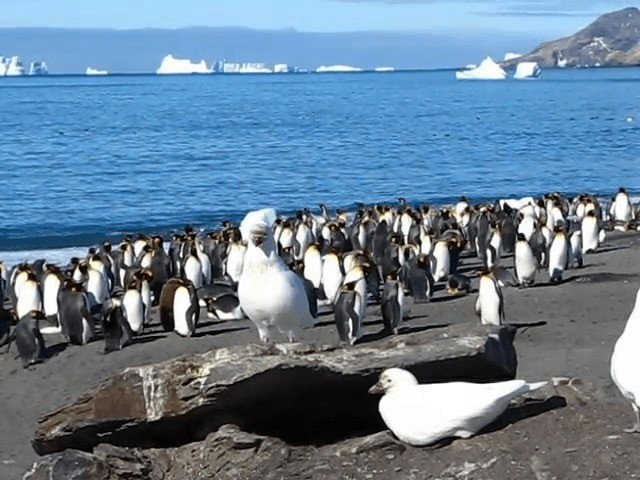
<box><xmin>504</xmin><ymin>7</ymin><xmax>640</xmax><ymax>68</ymax></box>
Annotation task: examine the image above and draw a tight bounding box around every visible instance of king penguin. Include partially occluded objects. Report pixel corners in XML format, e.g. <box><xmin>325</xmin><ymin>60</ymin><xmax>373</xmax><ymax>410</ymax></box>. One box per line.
<box><xmin>57</xmin><ymin>279</ymin><xmax>94</xmax><ymax>345</ymax></box>
<box><xmin>101</xmin><ymin>297</ymin><xmax>133</xmax><ymax>353</ymax></box>
<box><xmin>514</xmin><ymin>233</ymin><xmax>537</xmax><ymax>287</ymax></box>
<box><xmin>405</xmin><ymin>254</ymin><xmax>433</xmax><ymax>304</ymax></box>
<box><xmin>122</xmin><ymin>279</ymin><xmax>145</xmax><ymax>335</ymax></box>
<box><xmin>173</xmin><ymin>278</ymin><xmax>199</xmax><ymax>337</ymax></box>
<box><xmin>14</xmin><ymin>310</ymin><xmax>46</xmax><ymax>367</ymax></box>
<box><xmin>334</xmin><ymin>280</ymin><xmax>364</xmax><ymax>345</ymax></box>
<box><xmin>581</xmin><ymin>210</ymin><xmax>599</xmax><ymax>254</ymax></box>
<box><xmin>15</xmin><ymin>272</ymin><xmax>42</xmax><ymax>322</ymax></box>
<box><xmin>548</xmin><ymin>226</ymin><xmax>568</xmax><ymax>284</ymax></box>
<box><xmin>381</xmin><ymin>271</ymin><xmax>405</xmax><ymax>335</ymax></box>
<box><xmin>475</xmin><ymin>270</ymin><xmax>505</xmax><ymax>326</ymax></box>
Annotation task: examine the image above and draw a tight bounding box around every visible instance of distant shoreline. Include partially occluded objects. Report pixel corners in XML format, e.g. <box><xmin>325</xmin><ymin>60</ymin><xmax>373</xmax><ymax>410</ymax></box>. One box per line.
<box><xmin>2</xmin><ymin>64</ymin><xmax>639</xmax><ymax>78</ymax></box>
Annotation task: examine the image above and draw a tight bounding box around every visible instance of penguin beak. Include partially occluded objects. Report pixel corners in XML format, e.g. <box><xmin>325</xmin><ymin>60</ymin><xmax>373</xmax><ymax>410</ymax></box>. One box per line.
<box><xmin>368</xmin><ymin>381</ymin><xmax>384</xmax><ymax>394</ymax></box>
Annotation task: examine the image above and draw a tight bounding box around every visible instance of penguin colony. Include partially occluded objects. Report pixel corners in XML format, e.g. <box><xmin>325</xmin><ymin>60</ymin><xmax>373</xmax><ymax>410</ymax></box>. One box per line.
<box><xmin>0</xmin><ymin>188</ymin><xmax>639</xmax><ymax>437</ymax></box>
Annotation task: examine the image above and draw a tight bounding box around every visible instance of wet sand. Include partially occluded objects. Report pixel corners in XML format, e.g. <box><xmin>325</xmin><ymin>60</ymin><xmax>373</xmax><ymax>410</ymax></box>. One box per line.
<box><xmin>1</xmin><ymin>231</ymin><xmax>639</xmax><ymax>479</ymax></box>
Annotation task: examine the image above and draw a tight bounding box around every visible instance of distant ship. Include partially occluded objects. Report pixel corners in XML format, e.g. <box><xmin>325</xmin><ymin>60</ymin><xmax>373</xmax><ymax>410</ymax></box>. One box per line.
<box><xmin>86</xmin><ymin>67</ymin><xmax>108</xmax><ymax>76</ymax></box>
<box><xmin>29</xmin><ymin>61</ymin><xmax>48</xmax><ymax>76</ymax></box>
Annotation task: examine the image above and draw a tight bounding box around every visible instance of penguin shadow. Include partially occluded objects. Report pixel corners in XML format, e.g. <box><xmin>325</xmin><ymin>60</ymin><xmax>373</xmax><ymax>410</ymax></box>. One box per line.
<box><xmin>591</xmin><ymin>245</ymin><xmax>630</xmax><ymax>254</ymax></box>
<box><xmin>191</xmin><ymin>326</ymin><xmax>250</xmax><ymax>339</ymax></box>
<box><xmin>132</xmin><ymin>334</ymin><xmax>168</xmax><ymax>345</ymax></box>
<box><xmin>44</xmin><ymin>342</ymin><xmax>68</xmax><ymax>359</ymax></box>
<box><xmin>397</xmin><ymin>324</ymin><xmax>450</xmax><ymax>335</ymax></box>
<box><xmin>314</xmin><ymin>319</ymin><xmax>338</xmax><ymax>328</ymax></box>
<box><xmin>507</xmin><ymin>320</ymin><xmax>547</xmax><ymax>330</ymax></box>
<box><xmin>568</xmin><ymin>272</ymin><xmax>640</xmax><ymax>284</ymax></box>
<box><xmin>427</xmin><ymin>293</ymin><xmax>474</xmax><ymax>304</ymax></box>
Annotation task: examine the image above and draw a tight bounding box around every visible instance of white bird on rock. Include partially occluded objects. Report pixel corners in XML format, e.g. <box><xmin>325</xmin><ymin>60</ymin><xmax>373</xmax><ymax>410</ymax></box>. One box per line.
<box><xmin>368</xmin><ymin>368</ymin><xmax>547</xmax><ymax>446</ymax></box>
<box><xmin>611</xmin><ymin>286</ymin><xmax>640</xmax><ymax>433</ymax></box>
<box><xmin>237</xmin><ymin>208</ymin><xmax>315</xmax><ymax>343</ymax></box>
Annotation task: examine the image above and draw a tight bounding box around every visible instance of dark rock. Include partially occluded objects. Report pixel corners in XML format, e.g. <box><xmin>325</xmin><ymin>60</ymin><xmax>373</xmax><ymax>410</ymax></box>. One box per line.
<box><xmin>33</xmin><ymin>323</ymin><xmax>517</xmax><ymax>456</ymax></box>
<box><xmin>503</xmin><ymin>7</ymin><xmax>640</xmax><ymax>68</ymax></box>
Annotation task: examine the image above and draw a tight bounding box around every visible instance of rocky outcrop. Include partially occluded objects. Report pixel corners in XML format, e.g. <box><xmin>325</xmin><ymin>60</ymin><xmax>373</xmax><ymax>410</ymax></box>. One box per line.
<box><xmin>33</xmin><ymin>323</ymin><xmax>517</xmax><ymax>456</ymax></box>
<box><xmin>504</xmin><ymin>7</ymin><xmax>640</xmax><ymax>68</ymax></box>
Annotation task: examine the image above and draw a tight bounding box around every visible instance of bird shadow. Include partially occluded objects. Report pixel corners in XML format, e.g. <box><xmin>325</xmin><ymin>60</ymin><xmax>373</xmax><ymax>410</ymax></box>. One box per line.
<box><xmin>425</xmin><ymin>395</ymin><xmax>567</xmax><ymax>449</ymax></box>
<box><xmin>192</xmin><ymin>326</ymin><xmax>250</xmax><ymax>338</ymax></box>
<box><xmin>427</xmin><ymin>294</ymin><xmax>472</xmax><ymax>304</ymax></box>
<box><xmin>481</xmin><ymin>395</ymin><xmax>567</xmax><ymax>435</ymax></box>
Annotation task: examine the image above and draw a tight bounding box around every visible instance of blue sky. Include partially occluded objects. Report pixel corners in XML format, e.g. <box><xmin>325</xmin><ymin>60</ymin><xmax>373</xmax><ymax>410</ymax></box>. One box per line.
<box><xmin>0</xmin><ymin>0</ymin><xmax>635</xmax><ymax>34</ymax></box>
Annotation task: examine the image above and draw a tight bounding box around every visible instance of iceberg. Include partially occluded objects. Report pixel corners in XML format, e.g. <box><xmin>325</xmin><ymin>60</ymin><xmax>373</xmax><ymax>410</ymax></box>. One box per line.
<box><xmin>514</xmin><ymin>62</ymin><xmax>541</xmax><ymax>79</ymax></box>
<box><xmin>86</xmin><ymin>67</ymin><xmax>108</xmax><ymax>76</ymax></box>
<box><xmin>504</xmin><ymin>52</ymin><xmax>523</xmax><ymax>62</ymax></box>
<box><xmin>156</xmin><ymin>54</ymin><xmax>212</xmax><ymax>75</ymax></box>
<box><xmin>455</xmin><ymin>57</ymin><xmax>507</xmax><ymax>80</ymax></box>
<box><xmin>273</xmin><ymin>64</ymin><xmax>291</xmax><ymax>73</ymax></box>
<box><xmin>374</xmin><ymin>66</ymin><xmax>395</xmax><ymax>72</ymax></box>
<box><xmin>1</xmin><ymin>56</ymin><xmax>26</xmax><ymax>76</ymax></box>
<box><xmin>316</xmin><ymin>64</ymin><xmax>363</xmax><ymax>73</ymax></box>
<box><xmin>29</xmin><ymin>61</ymin><xmax>48</xmax><ymax>75</ymax></box>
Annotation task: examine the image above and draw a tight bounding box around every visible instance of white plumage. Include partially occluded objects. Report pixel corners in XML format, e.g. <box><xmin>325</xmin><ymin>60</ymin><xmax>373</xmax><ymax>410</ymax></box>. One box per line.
<box><xmin>238</xmin><ymin>208</ymin><xmax>315</xmax><ymax>343</ymax></box>
<box><xmin>611</xmin><ymin>286</ymin><xmax>640</xmax><ymax>432</ymax></box>
<box><xmin>369</xmin><ymin>368</ymin><xmax>546</xmax><ymax>446</ymax></box>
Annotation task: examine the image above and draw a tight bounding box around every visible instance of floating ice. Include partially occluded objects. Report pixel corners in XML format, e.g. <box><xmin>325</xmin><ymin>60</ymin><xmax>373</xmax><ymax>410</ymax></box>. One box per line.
<box><xmin>514</xmin><ymin>62</ymin><xmax>541</xmax><ymax>80</ymax></box>
<box><xmin>316</xmin><ymin>64</ymin><xmax>363</xmax><ymax>73</ymax></box>
<box><xmin>504</xmin><ymin>52</ymin><xmax>523</xmax><ymax>61</ymax></box>
<box><xmin>86</xmin><ymin>67</ymin><xmax>108</xmax><ymax>76</ymax></box>
<box><xmin>156</xmin><ymin>54</ymin><xmax>212</xmax><ymax>75</ymax></box>
<box><xmin>455</xmin><ymin>57</ymin><xmax>507</xmax><ymax>80</ymax></box>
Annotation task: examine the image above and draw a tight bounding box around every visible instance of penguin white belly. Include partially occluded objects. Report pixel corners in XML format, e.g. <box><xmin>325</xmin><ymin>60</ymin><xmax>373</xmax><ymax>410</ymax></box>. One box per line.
<box><xmin>87</xmin><ymin>270</ymin><xmax>108</xmax><ymax>307</ymax></box>
<box><xmin>16</xmin><ymin>282</ymin><xmax>42</xmax><ymax>319</ymax></box>
<box><xmin>184</xmin><ymin>256</ymin><xmax>203</xmax><ymax>289</ymax></box>
<box><xmin>303</xmin><ymin>249</ymin><xmax>323</xmax><ymax>289</ymax></box>
<box><xmin>198</xmin><ymin>250</ymin><xmax>212</xmax><ymax>285</ymax></box>
<box><xmin>517</xmin><ymin>217</ymin><xmax>535</xmax><ymax>242</ymax></box>
<box><xmin>173</xmin><ymin>286</ymin><xmax>195</xmax><ymax>337</ymax></box>
<box><xmin>322</xmin><ymin>257</ymin><xmax>344</xmax><ymax>303</ymax></box>
<box><xmin>490</xmin><ymin>232</ymin><xmax>502</xmax><ymax>259</ymax></box>
<box><xmin>581</xmin><ymin>217</ymin><xmax>599</xmax><ymax>253</ymax></box>
<box><xmin>295</xmin><ymin>225</ymin><xmax>312</xmax><ymax>260</ymax></box>
<box><xmin>140</xmin><ymin>253</ymin><xmax>153</xmax><ymax>269</ymax></box>
<box><xmin>123</xmin><ymin>289</ymin><xmax>144</xmax><ymax>334</ymax></box>
<box><xmin>551</xmin><ymin>207</ymin><xmax>565</xmax><ymax>227</ymax></box>
<box><xmin>141</xmin><ymin>280</ymin><xmax>152</xmax><ymax>324</ymax></box>
<box><xmin>134</xmin><ymin>240</ymin><xmax>147</xmax><ymax>258</ymax></box>
<box><xmin>431</xmin><ymin>243</ymin><xmax>450</xmax><ymax>283</ymax></box>
<box><xmin>279</xmin><ymin>228</ymin><xmax>294</xmax><ymax>249</ymax></box>
<box><xmin>13</xmin><ymin>271</ymin><xmax>29</xmax><ymax>299</ymax></box>
<box><xmin>43</xmin><ymin>274</ymin><xmax>61</xmax><ymax>317</ymax></box>
<box><xmin>357</xmin><ymin>224</ymin><xmax>368</xmax><ymax>252</ymax></box>
<box><xmin>569</xmin><ymin>232</ymin><xmax>583</xmax><ymax>268</ymax></box>
<box><xmin>226</xmin><ymin>245</ymin><xmax>246</xmax><ymax>283</ymax></box>
<box><xmin>420</xmin><ymin>233</ymin><xmax>433</xmax><ymax>256</ymax></box>
<box><xmin>477</xmin><ymin>277</ymin><xmax>502</xmax><ymax>326</ymax></box>
<box><xmin>514</xmin><ymin>243</ymin><xmax>536</xmax><ymax>285</ymax></box>
<box><xmin>548</xmin><ymin>236</ymin><xmax>567</xmax><ymax>280</ymax></box>
<box><xmin>614</xmin><ymin>197</ymin><xmax>632</xmax><ymax>222</ymax></box>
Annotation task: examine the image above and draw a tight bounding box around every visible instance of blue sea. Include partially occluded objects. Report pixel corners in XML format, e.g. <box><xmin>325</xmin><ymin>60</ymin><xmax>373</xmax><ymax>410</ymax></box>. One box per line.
<box><xmin>0</xmin><ymin>68</ymin><xmax>639</xmax><ymax>263</ymax></box>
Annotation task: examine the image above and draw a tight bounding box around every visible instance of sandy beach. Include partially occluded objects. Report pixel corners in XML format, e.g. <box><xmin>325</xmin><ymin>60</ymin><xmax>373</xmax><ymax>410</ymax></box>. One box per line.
<box><xmin>1</xmin><ymin>230</ymin><xmax>640</xmax><ymax>479</ymax></box>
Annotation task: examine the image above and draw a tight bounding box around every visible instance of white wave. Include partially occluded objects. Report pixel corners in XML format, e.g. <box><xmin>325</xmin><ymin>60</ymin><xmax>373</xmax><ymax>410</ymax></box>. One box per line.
<box><xmin>0</xmin><ymin>246</ymin><xmax>94</xmax><ymax>268</ymax></box>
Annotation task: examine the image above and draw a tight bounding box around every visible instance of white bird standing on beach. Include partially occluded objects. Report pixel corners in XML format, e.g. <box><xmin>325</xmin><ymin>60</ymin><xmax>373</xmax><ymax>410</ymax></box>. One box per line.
<box><xmin>237</xmin><ymin>208</ymin><xmax>315</xmax><ymax>343</ymax></box>
<box><xmin>611</xmin><ymin>286</ymin><xmax>640</xmax><ymax>433</ymax></box>
<box><xmin>368</xmin><ymin>368</ymin><xmax>547</xmax><ymax>446</ymax></box>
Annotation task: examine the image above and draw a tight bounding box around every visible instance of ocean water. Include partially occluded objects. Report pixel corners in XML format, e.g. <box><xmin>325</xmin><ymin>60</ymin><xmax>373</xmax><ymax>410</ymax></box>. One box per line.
<box><xmin>0</xmin><ymin>68</ymin><xmax>639</xmax><ymax>260</ymax></box>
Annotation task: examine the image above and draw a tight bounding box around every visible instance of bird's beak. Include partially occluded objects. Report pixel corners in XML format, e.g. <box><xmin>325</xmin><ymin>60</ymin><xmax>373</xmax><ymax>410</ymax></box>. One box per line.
<box><xmin>251</xmin><ymin>232</ymin><xmax>267</xmax><ymax>246</ymax></box>
<box><xmin>368</xmin><ymin>381</ymin><xmax>384</xmax><ymax>394</ymax></box>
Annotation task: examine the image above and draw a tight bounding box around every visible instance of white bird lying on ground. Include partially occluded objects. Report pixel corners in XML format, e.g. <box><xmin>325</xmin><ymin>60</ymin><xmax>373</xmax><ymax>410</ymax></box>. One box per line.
<box><xmin>368</xmin><ymin>368</ymin><xmax>547</xmax><ymax>446</ymax></box>
<box><xmin>611</xmin><ymin>286</ymin><xmax>640</xmax><ymax>433</ymax></box>
<box><xmin>237</xmin><ymin>208</ymin><xmax>316</xmax><ymax>343</ymax></box>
